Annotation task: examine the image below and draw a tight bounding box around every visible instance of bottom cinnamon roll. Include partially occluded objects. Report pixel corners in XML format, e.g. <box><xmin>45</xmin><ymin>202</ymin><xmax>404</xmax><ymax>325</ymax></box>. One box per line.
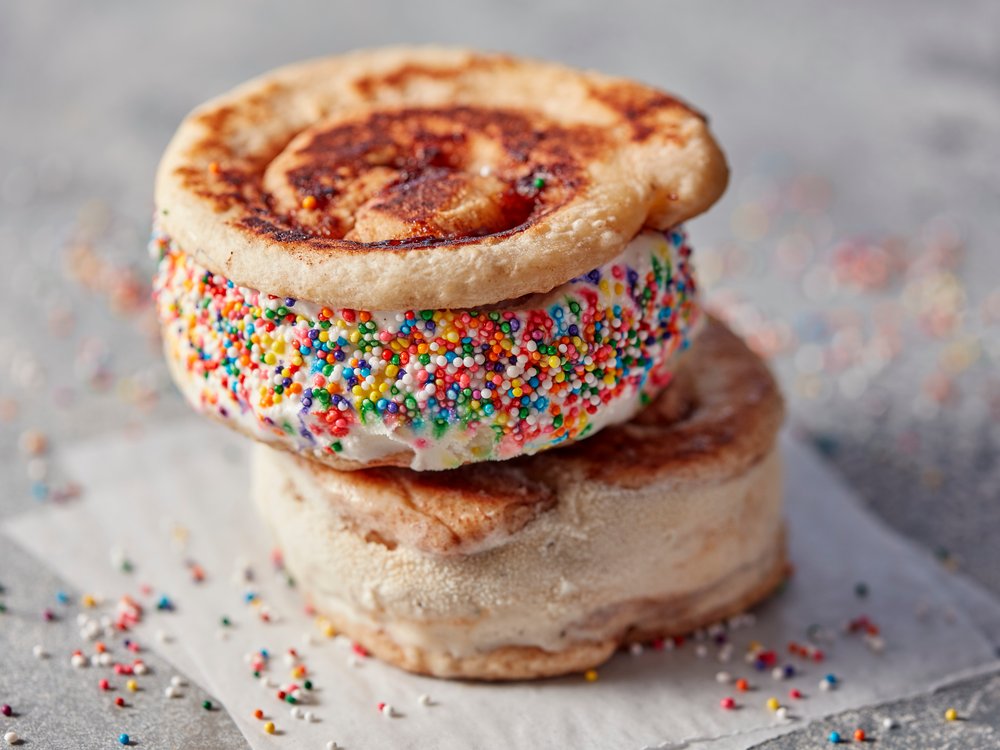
<box><xmin>252</xmin><ymin>317</ymin><xmax>786</xmax><ymax>680</ymax></box>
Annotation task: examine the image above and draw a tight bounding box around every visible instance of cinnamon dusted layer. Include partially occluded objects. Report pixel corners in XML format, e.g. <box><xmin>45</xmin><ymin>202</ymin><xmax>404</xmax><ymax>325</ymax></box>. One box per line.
<box><xmin>155</xmin><ymin>47</ymin><xmax>728</xmax><ymax>309</ymax></box>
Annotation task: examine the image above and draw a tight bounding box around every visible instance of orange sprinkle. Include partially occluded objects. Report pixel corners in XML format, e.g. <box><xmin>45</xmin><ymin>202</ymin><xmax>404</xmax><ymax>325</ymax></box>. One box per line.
<box><xmin>301</xmin><ymin>195</ymin><xmax>318</xmax><ymax>211</ymax></box>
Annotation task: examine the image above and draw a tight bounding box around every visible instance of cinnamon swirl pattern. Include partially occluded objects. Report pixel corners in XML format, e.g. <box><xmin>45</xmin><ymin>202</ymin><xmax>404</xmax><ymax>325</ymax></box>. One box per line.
<box><xmin>154</xmin><ymin>47</ymin><xmax>727</xmax><ymax>310</ymax></box>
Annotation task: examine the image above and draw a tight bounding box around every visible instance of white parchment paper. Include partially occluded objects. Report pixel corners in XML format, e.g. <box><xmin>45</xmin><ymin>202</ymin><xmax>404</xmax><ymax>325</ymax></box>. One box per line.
<box><xmin>5</xmin><ymin>420</ymin><xmax>1000</xmax><ymax>749</ymax></box>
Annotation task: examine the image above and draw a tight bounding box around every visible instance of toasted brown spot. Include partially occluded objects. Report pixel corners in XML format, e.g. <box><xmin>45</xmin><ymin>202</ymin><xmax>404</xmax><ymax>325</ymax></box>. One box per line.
<box><xmin>589</xmin><ymin>82</ymin><xmax>701</xmax><ymax>141</ymax></box>
<box><xmin>363</xmin><ymin>530</ymin><xmax>398</xmax><ymax>551</ymax></box>
<box><xmin>353</xmin><ymin>56</ymin><xmax>516</xmax><ymax>99</ymax></box>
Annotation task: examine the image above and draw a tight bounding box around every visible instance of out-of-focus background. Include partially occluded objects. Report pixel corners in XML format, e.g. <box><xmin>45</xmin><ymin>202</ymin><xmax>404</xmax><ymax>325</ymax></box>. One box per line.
<box><xmin>0</xmin><ymin>1</ymin><xmax>998</xmax><ymax>747</ymax></box>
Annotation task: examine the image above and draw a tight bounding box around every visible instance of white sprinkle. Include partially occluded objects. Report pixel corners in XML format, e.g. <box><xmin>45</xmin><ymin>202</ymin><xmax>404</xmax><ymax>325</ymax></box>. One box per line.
<box><xmin>866</xmin><ymin>635</ymin><xmax>885</xmax><ymax>653</ymax></box>
<box><xmin>882</xmin><ymin>717</ymin><xmax>898</xmax><ymax>730</ymax></box>
<box><xmin>70</xmin><ymin>653</ymin><xmax>88</xmax><ymax>668</ymax></box>
<box><xmin>326</xmin><ymin>742</ymin><xmax>340</xmax><ymax>750</ymax></box>
<box><xmin>418</xmin><ymin>694</ymin><xmax>432</xmax><ymax>706</ymax></box>
<box><xmin>629</xmin><ymin>643</ymin><xmax>644</xmax><ymax>656</ymax></box>
<box><xmin>283</xmin><ymin>653</ymin><xmax>297</xmax><ymax>666</ymax></box>
<box><xmin>4</xmin><ymin>730</ymin><xmax>19</xmax><ymax>745</ymax></box>
<box><xmin>348</xmin><ymin>656</ymin><xmax>362</xmax><ymax>668</ymax></box>
<box><xmin>715</xmin><ymin>671</ymin><xmax>732</xmax><ymax>684</ymax></box>
<box><xmin>290</xmin><ymin>706</ymin><xmax>303</xmax><ymax>720</ymax></box>
<box><xmin>771</xmin><ymin>667</ymin><xmax>786</xmax><ymax>681</ymax></box>
<box><xmin>819</xmin><ymin>679</ymin><xmax>832</xmax><ymax>691</ymax></box>
<box><xmin>155</xmin><ymin>630</ymin><xmax>170</xmax><ymax>644</ymax></box>
<box><xmin>170</xmin><ymin>675</ymin><xmax>186</xmax><ymax>688</ymax></box>
<box><xmin>695</xmin><ymin>644</ymin><xmax>708</xmax><ymax>658</ymax></box>
<box><xmin>717</xmin><ymin>644</ymin><xmax>733</xmax><ymax>663</ymax></box>
<box><xmin>164</xmin><ymin>685</ymin><xmax>180</xmax><ymax>699</ymax></box>
<box><xmin>31</xmin><ymin>645</ymin><xmax>46</xmax><ymax>659</ymax></box>
<box><xmin>380</xmin><ymin>703</ymin><xmax>396</xmax><ymax>718</ymax></box>
<box><xmin>776</xmin><ymin>706</ymin><xmax>789</xmax><ymax>721</ymax></box>
<box><xmin>260</xmin><ymin>676</ymin><xmax>275</xmax><ymax>688</ymax></box>
<box><xmin>304</xmin><ymin>711</ymin><xmax>316</xmax><ymax>722</ymax></box>
<box><xmin>133</xmin><ymin>662</ymin><xmax>148</xmax><ymax>675</ymax></box>
<box><xmin>97</xmin><ymin>653</ymin><xmax>112</xmax><ymax>667</ymax></box>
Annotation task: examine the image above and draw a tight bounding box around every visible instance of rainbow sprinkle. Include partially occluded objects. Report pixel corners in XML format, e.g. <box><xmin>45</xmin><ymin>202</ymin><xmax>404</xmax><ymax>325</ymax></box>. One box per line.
<box><xmin>152</xmin><ymin>228</ymin><xmax>699</xmax><ymax>469</ymax></box>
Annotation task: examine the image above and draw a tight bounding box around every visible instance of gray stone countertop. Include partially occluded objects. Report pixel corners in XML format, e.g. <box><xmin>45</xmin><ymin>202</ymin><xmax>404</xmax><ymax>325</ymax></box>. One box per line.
<box><xmin>0</xmin><ymin>1</ymin><xmax>998</xmax><ymax>747</ymax></box>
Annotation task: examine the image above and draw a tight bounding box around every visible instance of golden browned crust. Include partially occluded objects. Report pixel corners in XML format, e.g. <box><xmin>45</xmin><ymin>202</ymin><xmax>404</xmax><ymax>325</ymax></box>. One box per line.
<box><xmin>311</xmin><ymin>533</ymin><xmax>787</xmax><ymax>681</ymax></box>
<box><xmin>155</xmin><ymin>46</ymin><xmax>728</xmax><ymax>309</ymax></box>
<box><xmin>276</xmin><ymin>317</ymin><xmax>783</xmax><ymax>554</ymax></box>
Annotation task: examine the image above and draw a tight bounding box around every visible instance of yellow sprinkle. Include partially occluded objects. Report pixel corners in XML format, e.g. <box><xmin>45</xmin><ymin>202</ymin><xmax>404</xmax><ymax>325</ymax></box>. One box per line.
<box><xmin>263</xmin><ymin>721</ymin><xmax>276</xmax><ymax>734</ymax></box>
<box><xmin>126</xmin><ymin>679</ymin><xmax>138</xmax><ymax>692</ymax></box>
<box><xmin>318</xmin><ymin>331</ymin><xmax>329</xmax><ymax>342</ymax></box>
<box><xmin>445</xmin><ymin>331</ymin><xmax>460</xmax><ymax>343</ymax></box>
<box><xmin>547</xmin><ymin>355</ymin><xmax>561</xmax><ymax>368</ymax></box>
<box><xmin>351</xmin><ymin>385</ymin><xmax>363</xmax><ymax>396</ymax></box>
<box><xmin>378</xmin><ymin>383</ymin><xmax>389</xmax><ymax>394</ymax></box>
<box><xmin>385</xmin><ymin>364</ymin><xmax>399</xmax><ymax>378</ymax></box>
<box><xmin>82</xmin><ymin>594</ymin><xmax>96</xmax><ymax>608</ymax></box>
<box><xmin>349</xmin><ymin>331</ymin><xmax>361</xmax><ymax>344</ymax></box>
<box><xmin>584</xmin><ymin>670</ymin><xmax>598</xmax><ymax>682</ymax></box>
<box><xmin>944</xmin><ymin>708</ymin><xmax>958</xmax><ymax>721</ymax></box>
<box><xmin>281</xmin><ymin>368</ymin><xmax>291</xmax><ymax>378</ymax></box>
<box><xmin>369</xmin><ymin>391</ymin><xmax>379</xmax><ymax>402</ymax></box>
<box><xmin>322</xmin><ymin>623</ymin><xmax>336</xmax><ymax>638</ymax></box>
<box><xmin>766</xmin><ymin>697</ymin><xmax>780</xmax><ymax>711</ymax></box>
<box><xmin>263</xmin><ymin>353</ymin><xmax>276</xmax><ymax>365</ymax></box>
<box><xmin>272</xmin><ymin>340</ymin><xmax>285</xmax><ymax>354</ymax></box>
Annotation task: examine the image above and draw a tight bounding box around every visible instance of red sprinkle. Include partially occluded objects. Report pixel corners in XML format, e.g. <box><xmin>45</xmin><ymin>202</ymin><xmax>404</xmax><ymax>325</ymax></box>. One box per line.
<box><xmin>720</xmin><ymin>697</ymin><xmax>736</xmax><ymax>710</ymax></box>
<box><xmin>789</xmin><ymin>688</ymin><xmax>804</xmax><ymax>700</ymax></box>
